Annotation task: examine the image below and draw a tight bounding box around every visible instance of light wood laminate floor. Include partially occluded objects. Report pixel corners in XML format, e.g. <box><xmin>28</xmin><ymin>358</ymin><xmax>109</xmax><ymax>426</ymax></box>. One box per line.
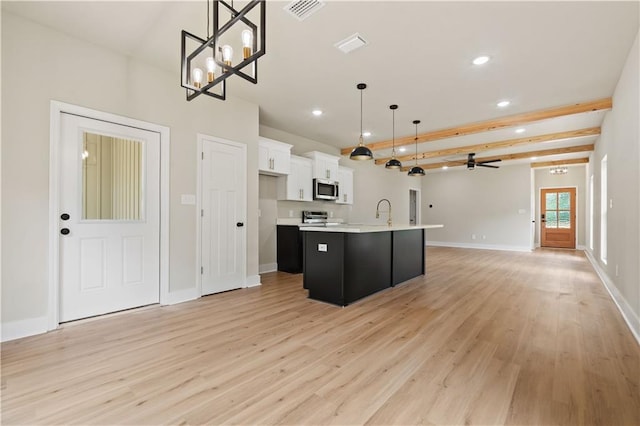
<box><xmin>2</xmin><ymin>247</ymin><xmax>639</xmax><ymax>425</ymax></box>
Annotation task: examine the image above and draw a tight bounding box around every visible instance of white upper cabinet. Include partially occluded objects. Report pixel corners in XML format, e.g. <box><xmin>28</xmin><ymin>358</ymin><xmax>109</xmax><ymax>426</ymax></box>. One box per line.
<box><xmin>302</xmin><ymin>151</ymin><xmax>340</xmax><ymax>181</ymax></box>
<box><xmin>336</xmin><ymin>166</ymin><xmax>354</xmax><ymax>205</ymax></box>
<box><xmin>258</xmin><ymin>137</ymin><xmax>292</xmax><ymax>176</ymax></box>
<box><xmin>277</xmin><ymin>155</ymin><xmax>313</xmax><ymax>202</ymax></box>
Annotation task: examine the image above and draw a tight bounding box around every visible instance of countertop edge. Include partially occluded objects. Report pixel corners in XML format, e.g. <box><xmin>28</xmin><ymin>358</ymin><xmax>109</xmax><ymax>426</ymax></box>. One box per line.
<box><xmin>299</xmin><ymin>224</ymin><xmax>444</xmax><ymax>233</ymax></box>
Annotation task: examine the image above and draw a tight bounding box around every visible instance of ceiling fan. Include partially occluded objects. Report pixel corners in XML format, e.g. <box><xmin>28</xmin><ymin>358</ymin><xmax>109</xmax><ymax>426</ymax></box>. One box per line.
<box><xmin>466</xmin><ymin>153</ymin><xmax>501</xmax><ymax>170</ymax></box>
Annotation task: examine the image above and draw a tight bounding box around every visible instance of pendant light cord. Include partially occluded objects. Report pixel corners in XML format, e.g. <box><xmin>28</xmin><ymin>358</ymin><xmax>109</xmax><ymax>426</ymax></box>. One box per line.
<box><xmin>415</xmin><ymin>124</ymin><xmax>419</xmax><ymax>165</ymax></box>
<box><xmin>360</xmin><ymin>89</ymin><xmax>363</xmax><ymax>139</ymax></box>
<box><xmin>392</xmin><ymin>109</ymin><xmax>396</xmax><ymax>157</ymax></box>
<box><xmin>207</xmin><ymin>0</ymin><xmax>210</xmax><ymax>39</ymax></box>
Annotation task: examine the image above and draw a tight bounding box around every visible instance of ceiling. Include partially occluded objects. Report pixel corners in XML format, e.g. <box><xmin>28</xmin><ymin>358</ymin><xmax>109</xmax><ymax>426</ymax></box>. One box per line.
<box><xmin>4</xmin><ymin>1</ymin><xmax>639</xmax><ymax>171</ymax></box>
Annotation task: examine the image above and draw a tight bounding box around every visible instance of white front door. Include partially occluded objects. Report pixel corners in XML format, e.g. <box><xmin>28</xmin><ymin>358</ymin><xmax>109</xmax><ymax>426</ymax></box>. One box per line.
<box><xmin>200</xmin><ymin>136</ymin><xmax>246</xmax><ymax>295</ymax></box>
<box><xmin>59</xmin><ymin>113</ymin><xmax>160</xmax><ymax>322</ymax></box>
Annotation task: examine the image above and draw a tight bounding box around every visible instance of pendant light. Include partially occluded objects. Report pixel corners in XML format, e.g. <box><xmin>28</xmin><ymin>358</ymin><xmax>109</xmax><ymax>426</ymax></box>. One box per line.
<box><xmin>408</xmin><ymin>120</ymin><xmax>425</xmax><ymax>177</ymax></box>
<box><xmin>350</xmin><ymin>83</ymin><xmax>374</xmax><ymax>161</ymax></box>
<box><xmin>385</xmin><ymin>105</ymin><xmax>402</xmax><ymax>169</ymax></box>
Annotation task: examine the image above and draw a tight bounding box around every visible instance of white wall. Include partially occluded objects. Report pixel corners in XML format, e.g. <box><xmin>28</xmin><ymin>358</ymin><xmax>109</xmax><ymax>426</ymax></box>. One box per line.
<box><xmin>1</xmin><ymin>12</ymin><xmax>260</xmax><ymax>334</ymax></box>
<box><xmin>421</xmin><ymin>164</ymin><xmax>532</xmax><ymax>251</ymax></box>
<box><xmin>586</xmin><ymin>31</ymin><xmax>639</xmax><ymax>340</ymax></box>
<box><xmin>534</xmin><ymin>165</ymin><xmax>586</xmax><ymax>248</ymax></box>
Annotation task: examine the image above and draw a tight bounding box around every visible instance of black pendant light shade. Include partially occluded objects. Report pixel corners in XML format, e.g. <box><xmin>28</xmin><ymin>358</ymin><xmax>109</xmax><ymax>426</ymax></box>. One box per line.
<box><xmin>385</xmin><ymin>104</ymin><xmax>402</xmax><ymax>169</ymax></box>
<box><xmin>350</xmin><ymin>83</ymin><xmax>374</xmax><ymax>161</ymax></box>
<box><xmin>408</xmin><ymin>119</ymin><xmax>425</xmax><ymax>177</ymax></box>
<box><xmin>408</xmin><ymin>165</ymin><xmax>426</xmax><ymax>176</ymax></box>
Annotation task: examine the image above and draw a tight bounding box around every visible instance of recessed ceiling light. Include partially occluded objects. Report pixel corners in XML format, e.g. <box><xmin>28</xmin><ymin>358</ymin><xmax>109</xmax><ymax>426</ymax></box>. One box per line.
<box><xmin>515</xmin><ymin>128</ymin><xmax>526</xmax><ymax>134</ymax></box>
<box><xmin>530</xmin><ymin>156</ymin><xmax>538</xmax><ymax>160</ymax></box>
<box><xmin>497</xmin><ymin>100</ymin><xmax>510</xmax><ymax>108</ymax></box>
<box><xmin>442</xmin><ymin>165</ymin><xmax>449</xmax><ymax>170</ymax></box>
<box><xmin>312</xmin><ymin>109</ymin><xmax>323</xmax><ymax>116</ymax></box>
<box><xmin>362</xmin><ymin>131</ymin><xmax>371</xmax><ymax>137</ymax></box>
<box><xmin>472</xmin><ymin>55</ymin><xmax>490</xmax><ymax>65</ymax></box>
<box><xmin>398</xmin><ymin>147</ymin><xmax>406</xmax><ymax>152</ymax></box>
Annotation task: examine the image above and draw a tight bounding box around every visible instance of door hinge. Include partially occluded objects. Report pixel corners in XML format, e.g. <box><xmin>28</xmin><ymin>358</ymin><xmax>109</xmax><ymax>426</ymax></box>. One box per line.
<box><xmin>201</xmin><ymin>266</ymin><xmax>203</xmax><ymax>274</ymax></box>
<box><xmin>201</xmin><ymin>152</ymin><xmax>204</xmax><ymax>160</ymax></box>
<box><xmin>201</xmin><ymin>209</ymin><xmax>204</xmax><ymax>217</ymax></box>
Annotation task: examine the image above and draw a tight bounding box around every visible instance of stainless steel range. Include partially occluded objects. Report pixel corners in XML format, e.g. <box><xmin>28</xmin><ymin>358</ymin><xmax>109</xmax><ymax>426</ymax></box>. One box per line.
<box><xmin>301</xmin><ymin>210</ymin><xmax>329</xmax><ymax>226</ymax></box>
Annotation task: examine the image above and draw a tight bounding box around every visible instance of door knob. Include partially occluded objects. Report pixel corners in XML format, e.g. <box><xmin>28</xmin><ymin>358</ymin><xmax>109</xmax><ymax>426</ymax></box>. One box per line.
<box><xmin>60</xmin><ymin>228</ymin><xmax>70</xmax><ymax>235</ymax></box>
<box><xmin>236</xmin><ymin>222</ymin><xmax>244</xmax><ymax>227</ymax></box>
<box><xmin>60</xmin><ymin>213</ymin><xmax>70</xmax><ymax>221</ymax></box>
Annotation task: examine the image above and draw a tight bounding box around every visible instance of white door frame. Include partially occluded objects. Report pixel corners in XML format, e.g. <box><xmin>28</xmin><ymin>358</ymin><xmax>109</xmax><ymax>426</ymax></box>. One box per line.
<box><xmin>537</xmin><ymin>185</ymin><xmax>579</xmax><ymax>249</ymax></box>
<box><xmin>196</xmin><ymin>133</ymin><xmax>247</xmax><ymax>296</ymax></box>
<box><xmin>48</xmin><ymin>101</ymin><xmax>170</xmax><ymax>330</ymax></box>
<box><xmin>409</xmin><ymin>187</ymin><xmax>421</xmax><ymax>224</ymax></box>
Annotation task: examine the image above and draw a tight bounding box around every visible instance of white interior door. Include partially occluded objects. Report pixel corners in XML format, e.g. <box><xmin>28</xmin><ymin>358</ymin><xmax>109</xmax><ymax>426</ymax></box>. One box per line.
<box><xmin>59</xmin><ymin>113</ymin><xmax>160</xmax><ymax>322</ymax></box>
<box><xmin>200</xmin><ymin>137</ymin><xmax>246</xmax><ymax>295</ymax></box>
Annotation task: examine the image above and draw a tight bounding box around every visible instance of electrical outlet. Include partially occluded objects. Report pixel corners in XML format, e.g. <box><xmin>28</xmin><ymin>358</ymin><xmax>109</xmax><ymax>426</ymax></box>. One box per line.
<box><xmin>482</xmin><ymin>235</ymin><xmax>486</xmax><ymax>240</ymax></box>
<box><xmin>289</xmin><ymin>210</ymin><xmax>294</xmax><ymax>218</ymax></box>
<box><xmin>610</xmin><ymin>199</ymin><xmax>613</xmax><ymax>209</ymax></box>
<box><xmin>471</xmin><ymin>234</ymin><xmax>476</xmax><ymax>240</ymax></box>
<box><xmin>318</xmin><ymin>244</ymin><xmax>327</xmax><ymax>252</ymax></box>
<box><xmin>615</xmin><ymin>264</ymin><xmax>619</xmax><ymax>277</ymax></box>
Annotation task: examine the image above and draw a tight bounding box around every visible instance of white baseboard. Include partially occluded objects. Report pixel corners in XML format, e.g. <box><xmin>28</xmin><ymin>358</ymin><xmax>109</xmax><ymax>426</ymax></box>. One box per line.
<box><xmin>246</xmin><ymin>274</ymin><xmax>261</xmax><ymax>287</ymax></box>
<box><xmin>585</xmin><ymin>250</ymin><xmax>640</xmax><ymax>345</ymax></box>
<box><xmin>259</xmin><ymin>263</ymin><xmax>277</xmax><ymax>274</ymax></box>
<box><xmin>576</xmin><ymin>244</ymin><xmax>586</xmax><ymax>250</ymax></box>
<box><xmin>1</xmin><ymin>316</ymin><xmax>48</xmax><ymax>342</ymax></box>
<box><xmin>426</xmin><ymin>241</ymin><xmax>532</xmax><ymax>253</ymax></box>
<box><xmin>163</xmin><ymin>287</ymin><xmax>199</xmax><ymax>305</ymax></box>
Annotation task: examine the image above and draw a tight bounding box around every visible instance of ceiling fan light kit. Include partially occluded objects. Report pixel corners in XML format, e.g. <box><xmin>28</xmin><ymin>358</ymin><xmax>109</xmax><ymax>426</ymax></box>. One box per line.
<box><xmin>385</xmin><ymin>105</ymin><xmax>402</xmax><ymax>170</ymax></box>
<box><xmin>350</xmin><ymin>83</ymin><xmax>374</xmax><ymax>161</ymax></box>
<box><xmin>180</xmin><ymin>0</ymin><xmax>266</xmax><ymax>101</ymax></box>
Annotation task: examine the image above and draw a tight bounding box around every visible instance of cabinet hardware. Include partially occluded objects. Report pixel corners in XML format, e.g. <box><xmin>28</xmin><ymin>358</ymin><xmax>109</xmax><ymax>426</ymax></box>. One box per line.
<box><xmin>60</xmin><ymin>228</ymin><xmax>70</xmax><ymax>235</ymax></box>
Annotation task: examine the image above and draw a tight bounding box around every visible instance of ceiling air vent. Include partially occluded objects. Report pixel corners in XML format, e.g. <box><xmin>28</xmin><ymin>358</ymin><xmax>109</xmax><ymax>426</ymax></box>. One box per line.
<box><xmin>335</xmin><ymin>33</ymin><xmax>368</xmax><ymax>54</ymax></box>
<box><xmin>284</xmin><ymin>0</ymin><xmax>326</xmax><ymax>21</ymax></box>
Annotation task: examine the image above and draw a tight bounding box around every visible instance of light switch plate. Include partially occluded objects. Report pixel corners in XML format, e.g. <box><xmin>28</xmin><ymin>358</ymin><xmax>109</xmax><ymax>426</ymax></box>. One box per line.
<box><xmin>181</xmin><ymin>194</ymin><xmax>196</xmax><ymax>205</ymax></box>
<box><xmin>318</xmin><ymin>244</ymin><xmax>327</xmax><ymax>252</ymax></box>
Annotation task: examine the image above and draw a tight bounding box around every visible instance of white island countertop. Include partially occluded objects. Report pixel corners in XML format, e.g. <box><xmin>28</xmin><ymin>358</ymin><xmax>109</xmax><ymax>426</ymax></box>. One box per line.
<box><xmin>298</xmin><ymin>224</ymin><xmax>444</xmax><ymax>233</ymax></box>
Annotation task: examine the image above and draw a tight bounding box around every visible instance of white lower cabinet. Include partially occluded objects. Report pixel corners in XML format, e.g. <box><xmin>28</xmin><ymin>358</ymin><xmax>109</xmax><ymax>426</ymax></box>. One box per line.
<box><xmin>277</xmin><ymin>155</ymin><xmax>313</xmax><ymax>201</ymax></box>
<box><xmin>336</xmin><ymin>166</ymin><xmax>354</xmax><ymax>205</ymax></box>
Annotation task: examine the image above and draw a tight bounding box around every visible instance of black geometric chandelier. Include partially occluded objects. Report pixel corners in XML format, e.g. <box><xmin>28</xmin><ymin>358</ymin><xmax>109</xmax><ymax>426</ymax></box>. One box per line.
<box><xmin>181</xmin><ymin>0</ymin><xmax>266</xmax><ymax>101</ymax></box>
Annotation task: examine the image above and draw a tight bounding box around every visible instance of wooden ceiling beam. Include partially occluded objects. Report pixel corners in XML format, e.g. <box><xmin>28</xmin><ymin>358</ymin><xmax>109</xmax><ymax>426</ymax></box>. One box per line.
<box><xmin>341</xmin><ymin>98</ymin><xmax>611</xmax><ymax>155</ymax></box>
<box><xmin>400</xmin><ymin>144</ymin><xmax>595</xmax><ymax>171</ymax></box>
<box><xmin>374</xmin><ymin>127</ymin><xmax>600</xmax><ymax>165</ymax></box>
<box><xmin>531</xmin><ymin>158</ymin><xmax>589</xmax><ymax>168</ymax></box>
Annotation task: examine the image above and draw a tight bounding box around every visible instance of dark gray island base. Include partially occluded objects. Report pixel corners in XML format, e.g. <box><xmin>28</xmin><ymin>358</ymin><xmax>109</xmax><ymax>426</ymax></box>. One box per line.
<box><xmin>301</xmin><ymin>227</ymin><xmax>430</xmax><ymax>306</ymax></box>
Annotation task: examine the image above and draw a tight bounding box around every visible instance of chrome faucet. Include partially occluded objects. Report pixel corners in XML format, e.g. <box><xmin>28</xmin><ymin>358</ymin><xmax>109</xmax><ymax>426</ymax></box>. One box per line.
<box><xmin>376</xmin><ymin>198</ymin><xmax>392</xmax><ymax>226</ymax></box>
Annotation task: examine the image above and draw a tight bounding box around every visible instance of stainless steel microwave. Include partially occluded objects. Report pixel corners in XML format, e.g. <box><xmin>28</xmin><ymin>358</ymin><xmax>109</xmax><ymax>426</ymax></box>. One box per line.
<box><xmin>313</xmin><ymin>178</ymin><xmax>339</xmax><ymax>201</ymax></box>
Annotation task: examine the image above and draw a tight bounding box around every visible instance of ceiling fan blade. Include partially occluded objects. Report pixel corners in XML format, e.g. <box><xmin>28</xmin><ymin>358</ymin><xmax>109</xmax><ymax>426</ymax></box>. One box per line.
<box><xmin>477</xmin><ymin>163</ymin><xmax>500</xmax><ymax>168</ymax></box>
<box><xmin>477</xmin><ymin>158</ymin><xmax>502</xmax><ymax>164</ymax></box>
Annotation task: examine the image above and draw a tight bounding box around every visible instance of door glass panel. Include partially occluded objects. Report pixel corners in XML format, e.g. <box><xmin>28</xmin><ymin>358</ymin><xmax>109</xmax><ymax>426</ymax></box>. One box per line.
<box><xmin>546</xmin><ymin>193</ymin><xmax>557</xmax><ymax>210</ymax></box>
<box><xmin>82</xmin><ymin>132</ymin><xmax>143</xmax><ymax>220</ymax></box>
<box><xmin>546</xmin><ymin>210</ymin><xmax>558</xmax><ymax>228</ymax></box>
<box><xmin>558</xmin><ymin>192</ymin><xmax>570</xmax><ymax>209</ymax></box>
<box><xmin>559</xmin><ymin>211</ymin><xmax>570</xmax><ymax>228</ymax></box>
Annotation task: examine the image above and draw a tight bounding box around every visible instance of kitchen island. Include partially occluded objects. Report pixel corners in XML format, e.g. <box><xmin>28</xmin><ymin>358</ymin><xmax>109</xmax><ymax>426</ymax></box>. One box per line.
<box><xmin>300</xmin><ymin>224</ymin><xmax>443</xmax><ymax>306</ymax></box>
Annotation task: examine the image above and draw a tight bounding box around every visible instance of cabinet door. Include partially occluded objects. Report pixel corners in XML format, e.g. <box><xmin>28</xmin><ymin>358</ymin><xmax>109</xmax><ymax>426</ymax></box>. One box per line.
<box><xmin>270</xmin><ymin>146</ymin><xmax>291</xmax><ymax>175</ymax></box>
<box><xmin>299</xmin><ymin>159</ymin><xmax>313</xmax><ymax>201</ymax></box>
<box><xmin>326</xmin><ymin>161</ymin><xmax>339</xmax><ymax>181</ymax></box>
<box><xmin>259</xmin><ymin>138</ymin><xmax>292</xmax><ymax>176</ymax></box>
<box><xmin>279</xmin><ymin>157</ymin><xmax>312</xmax><ymax>202</ymax></box>
<box><xmin>258</xmin><ymin>143</ymin><xmax>270</xmax><ymax>172</ymax></box>
<box><xmin>336</xmin><ymin>167</ymin><xmax>353</xmax><ymax>205</ymax></box>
